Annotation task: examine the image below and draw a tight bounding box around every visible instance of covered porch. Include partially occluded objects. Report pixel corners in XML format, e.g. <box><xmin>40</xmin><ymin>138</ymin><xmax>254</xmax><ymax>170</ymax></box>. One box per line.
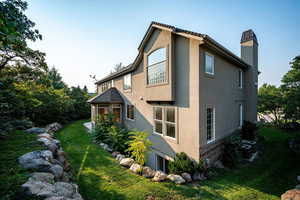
<box><xmin>87</xmin><ymin>87</ymin><xmax>124</xmax><ymax>123</ymax></box>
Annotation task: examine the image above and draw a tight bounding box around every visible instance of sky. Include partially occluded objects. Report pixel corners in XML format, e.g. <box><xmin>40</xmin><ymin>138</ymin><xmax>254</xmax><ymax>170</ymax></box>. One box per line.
<box><xmin>26</xmin><ymin>0</ymin><xmax>300</xmax><ymax>92</ymax></box>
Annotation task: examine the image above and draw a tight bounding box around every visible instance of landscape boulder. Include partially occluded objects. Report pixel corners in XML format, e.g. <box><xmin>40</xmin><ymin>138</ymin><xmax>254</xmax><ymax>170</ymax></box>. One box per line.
<box><xmin>192</xmin><ymin>172</ymin><xmax>207</xmax><ymax>181</ymax></box>
<box><xmin>18</xmin><ymin>150</ymin><xmax>53</xmax><ymax>170</ymax></box>
<box><xmin>152</xmin><ymin>171</ymin><xmax>167</xmax><ymax>182</ymax></box>
<box><xmin>25</xmin><ymin>127</ymin><xmax>46</xmax><ymax>134</ymax></box>
<box><xmin>47</xmin><ymin>143</ymin><xmax>59</xmax><ymax>154</ymax></box>
<box><xmin>21</xmin><ymin>179</ymin><xmax>56</xmax><ymax>198</ymax></box>
<box><xmin>112</xmin><ymin>151</ymin><xmax>120</xmax><ymax>157</ymax></box>
<box><xmin>120</xmin><ymin>158</ymin><xmax>134</xmax><ymax>168</ymax></box>
<box><xmin>38</xmin><ymin>137</ymin><xmax>53</xmax><ymax>146</ymax></box>
<box><xmin>167</xmin><ymin>174</ymin><xmax>186</xmax><ymax>184</ymax></box>
<box><xmin>49</xmin><ymin>164</ymin><xmax>64</xmax><ymax>180</ymax></box>
<box><xmin>181</xmin><ymin>172</ymin><xmax>192</xmax><ymax>182</ymax></box>
<box><xmin>116</xmin><ymin>154</ymin><xmax>125</xmax><ymax>162</ymax></box>
<box><xmin>38</xmin><ymin>133</ymin><xmax>53</xmax><ymax>140</ymax></box>
<box><xmin>142</xmin><ymin>166</ymin><xmax>156</xmax><ymax>178</ymax></box>
<box><xmin>45</xmin><ymin>123</ymin><xmax>62</xmax><ymax>134</ymax></box>
<box><xmin>281</xmin><ymin>189</ymin><xmax>300</xmax><ymax>200</ymax></box>
<box><xmin>130</xmin><ymin>163</ymin><xmax>142</xmax><ymax>174</ymax></box>
<box><xmin>28</xmin><ymin>172</ymin><xmax>55</xmax><ymax>183</ymax></box>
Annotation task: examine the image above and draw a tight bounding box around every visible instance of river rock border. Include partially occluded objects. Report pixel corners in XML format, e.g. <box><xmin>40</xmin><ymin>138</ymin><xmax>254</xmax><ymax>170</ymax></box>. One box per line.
<box><xmin>97</xmin><ymin>141</ymin><xmax>208</xmax><ymax>185</ymax></box>
<box><xmin>17</xmin><ymin>123</ymin><xmax>84</xmax><ymax>200</ymax></box>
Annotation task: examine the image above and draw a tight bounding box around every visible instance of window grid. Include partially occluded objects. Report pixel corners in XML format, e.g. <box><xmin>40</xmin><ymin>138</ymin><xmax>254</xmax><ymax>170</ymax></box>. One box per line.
<box><xmin>147</xmin><ymin>48</ymin><xmax>167</xmax><ymax>85</ymax></box>
<box><xmin>153</xmin><ymin>106</ymin><xmax>176</xmax><ymax>139</ymax></box>
<box><xmin>206</xmin><ymin>107</ymin><xmax>215</xmax><ymax>143</ymax></box>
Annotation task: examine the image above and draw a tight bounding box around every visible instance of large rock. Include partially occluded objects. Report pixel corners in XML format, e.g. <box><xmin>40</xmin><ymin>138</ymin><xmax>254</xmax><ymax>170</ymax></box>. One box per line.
<box><xmin>45</xmin><ymin>197</ymin><xmax>73</xmax><ymax>200</ymax></box>
<box><xmin>18</xmin><ymin>150</ymin><xmax>53</xmax><ymax>170</ymax></box>
<box><xmin>29</xmin><ymin>172</ymin><xmax>55</xmax><ymax>183</ymax></box>
<box><xmin>21</xmin><ymin>179</ymin><xmax>56</xmax><ymax>198</ymax></box>
<box><xmin>112</xmin><ymin>151</ymin><xmax>120</xmax><ymax>157</ymax></box>
<box><xmin>130</xmin><ymin>163</ymin><xmax>142</xmax><ymax>174</ymax></box>
<box><xmin>281</xmin><ymin>189</ymin><xmax>300</xmax><ymax>200</ymax></box>
<box><xmin>49</xmin><ymin>164</ymin><xmax>64</xmax><ymax>180</ymax></box>
<box><xmin>167</xmin><ymin>174</ymin><xmax>186</xmax><ymax>184</ymax></box>
<box><xmin>142</xmin><ymin>166</ymin><xmax>155</xmax><ymax>178</ymax></box>
<box><xmin>26</xmin><ymin>127</ymin><xmax>46</xmax><ymax>134</ymax></box>
<box><xmin>120</xmin><ymin>158</ymin><xmax>134</xmax><ymax>168</ymax></box>
<box><xmin>38</xmin><ymin>133</ymin><xmax>53</xmax><ymax>140</ymax></box>
<box><xmin>116</xmin><ymin>154</ymin><xmax>125</xmax><ymax>162</ymax></box>
<box><xmin>38</xmin><ymin>137</ymin><xmax>53</xmax><ymax>146</ymax></box>
<box><xmin>152</xmin><ymin>171</ymin><xmax>167</xmax><ymax>182</ymax></box>
<box><xmin>48</xmin><ymin>143</ymin><xmax>59</xmax><ymax>154</ymax></box>
<box><xmin>45</xmin><ymin>122</ymin><xmax>62</xmax><ymax>134</ymax></box>
<box><xmin>181</xmin><ymin>172</ymin><xmax>192</xmax><ymax>182</ymax></box>
<box><xmin>192</xmin><ymin>172</ymin><xmax>207</xmax><ymax>181</ymax></box>
<box><xmin>56</xmin><ymin>150</ymin><xmax>66</xmax><ymax>165</ymax></box>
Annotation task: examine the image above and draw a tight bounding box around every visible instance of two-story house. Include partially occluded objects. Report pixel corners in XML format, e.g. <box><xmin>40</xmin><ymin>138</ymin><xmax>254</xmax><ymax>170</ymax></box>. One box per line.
<box><xmin>88</xmin><ymin>22</ymin><xmax>259</xmax><ymax>171</ymax></box>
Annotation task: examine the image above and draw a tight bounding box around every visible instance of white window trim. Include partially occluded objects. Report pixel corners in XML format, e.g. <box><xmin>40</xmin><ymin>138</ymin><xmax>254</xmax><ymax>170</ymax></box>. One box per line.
<box><xmin>205</xmin><ymin>52</ymin><xmax>215</xmax><ymax>75</ymax></box>
<box><xmin>125</xmin><ymin>103</ymin><xmax>135</xmax><ymax>121</ymax></box>
<box><xmin>206</xmin><ymin>106</ymin><xmax>215</xmax><ymax>144</ymax></box>
<box><xmin>152</xmin><ymin>106</ymin><xmax>176</xmax><ymax>140</ymax></box>
<box><xmin>238</xmin><ymin>70</ymin><xmax>243</xmax><ymax>89</ymax></box>
<box><xmin>239</xmin><ymin>103</ymin><xmax>243</xmax><ymax>127</ymax></box>
<box><xmin>123</xmin><ymin>73</ymin><xmax>132</xmax><ymax>90</ymax></box>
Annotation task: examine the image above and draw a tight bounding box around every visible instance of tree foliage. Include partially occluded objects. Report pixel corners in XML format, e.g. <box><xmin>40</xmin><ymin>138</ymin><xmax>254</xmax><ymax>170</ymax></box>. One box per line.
<box><xmin>0</xmin><ymin>0</ymin><xmax>46</xmax><ymax>70</ymax></box>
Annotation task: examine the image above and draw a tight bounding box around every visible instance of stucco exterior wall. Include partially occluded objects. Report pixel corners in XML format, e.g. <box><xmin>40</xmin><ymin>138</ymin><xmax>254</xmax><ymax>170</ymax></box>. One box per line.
<box><xmin>198</xmin><ymin>46</ymin><xmax>246</xmax><ymax>162</ymax></box>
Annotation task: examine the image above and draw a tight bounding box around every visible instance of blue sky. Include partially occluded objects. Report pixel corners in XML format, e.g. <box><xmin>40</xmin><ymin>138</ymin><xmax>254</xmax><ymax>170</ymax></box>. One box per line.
<box><xmin>26</xmin><ymin>0</ymin><xmax>300</xmax><ymax>91</ymax></box>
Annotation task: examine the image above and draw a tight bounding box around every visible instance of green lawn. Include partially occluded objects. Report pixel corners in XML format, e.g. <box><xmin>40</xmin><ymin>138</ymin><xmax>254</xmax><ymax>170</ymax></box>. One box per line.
<box><xmin>0</xmin><ymin>131</ymin><xmax>44</xmax><ymax>200</ymax></box>
<box><xmin>54</xmin><ymin>120</ymin><xmax>300</xmax><ymax>200</ymax></box>
<box><xmin>1</xmin><ymin>121</ymin><xmax>297</xmax><ymax>200</ymax></box>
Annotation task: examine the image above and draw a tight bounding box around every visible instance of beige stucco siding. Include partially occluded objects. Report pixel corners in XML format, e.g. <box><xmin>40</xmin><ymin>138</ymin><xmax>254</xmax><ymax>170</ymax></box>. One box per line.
<box><xmin>199</xmin><ymin>46</ymin><xmax>245</xmax><ymax>153</ymax></box>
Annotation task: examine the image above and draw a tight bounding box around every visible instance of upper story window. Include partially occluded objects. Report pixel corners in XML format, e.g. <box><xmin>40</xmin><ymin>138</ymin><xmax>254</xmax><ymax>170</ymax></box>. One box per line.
<box><xmin>205</xmin><ymin>52</ymin><xmax>214</xmax><ymax>75</ymax></box>
<box><xmin>206</xmin><ymin>106</ymin><xmax>215</xmax><ymax>143</ymax></box>
<box><xmin>238</xmin><ymin>70</ymin><xmax>243</xmax><ymax>88</ymax></box>
<box><xmin>147</xmin><ymin>48</ymin><xmax>167</xmax><ymax>85</ymax></box>
<box><xmin>153</xmin><ymin>106</ymin><xmax>176</xmax><ymax>139</ymax></box>
<box><xmin>101</xmin><ymin>82</ymin><xmax>110</xmax><ymax>92</ymax></box>
<box><xmin>123</xmin><ymin>73</ymin><xmax>131</xmax><ymax>90</ymax></box>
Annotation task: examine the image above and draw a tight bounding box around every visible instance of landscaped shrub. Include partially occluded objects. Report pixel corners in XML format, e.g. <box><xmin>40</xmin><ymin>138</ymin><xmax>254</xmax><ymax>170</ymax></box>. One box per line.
<box><xmin>241</xmin><ymin>120</ymin><xmax>258</xmax><ymax>140</ymax></box>
<box><xmin>126</xmin><ymin>130</ymin><xmax>152</xmax><ymax>166</ymax></box>
<box><xmin>280</xmin><ymin>122</ymin><xmax>300</xmax><ymax>132</ymax></box>
<box><xmin>10</xmin><ymin>119</ymin><xmax>33</xmax><ymax>130</ymax></box>
<box><xmin>0</xmin><ymin>120</ymin><xmax>15</xmax><ymax>139</ymax></box>
<box><xmin>168</xmin><ymin>152</ymin><xmax>196</xmax><ymax>174</ymax></box>
<box><xmin>91</xmin><ymin>113</ymin><xmax>131</xmax><ymax>154</ymax></box>
<box><xmin>221</xmin><ymin>131</ymin><xmax>243</xmax><ymax>168</ymax></box>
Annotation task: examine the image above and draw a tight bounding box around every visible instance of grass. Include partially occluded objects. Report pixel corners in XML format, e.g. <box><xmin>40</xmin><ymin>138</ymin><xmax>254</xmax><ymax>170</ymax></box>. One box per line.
<box><xmin>0</xmin><ymin>131</ymin><xmax>44</xmax><ymax>200</ymax></box>
<box><xmin>0</xmin><ymin>121</ymin><xmax>297</xmax><ymax>200</ymax></box>
<box><xmin>55</xmin><ymin>120</ymin><xmax>300</xmax><ymax>200</ymax></box>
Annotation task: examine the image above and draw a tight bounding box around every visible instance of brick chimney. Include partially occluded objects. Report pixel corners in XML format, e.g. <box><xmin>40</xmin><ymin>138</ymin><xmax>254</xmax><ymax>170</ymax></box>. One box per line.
<box><xmin>241</xmin><ymin>29</ymin><xmax>258</xmax><ymax>123</ymax></box>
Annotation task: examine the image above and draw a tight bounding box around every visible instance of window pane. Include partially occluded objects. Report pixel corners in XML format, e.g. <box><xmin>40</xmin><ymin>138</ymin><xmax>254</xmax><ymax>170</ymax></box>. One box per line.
<box><xmin>124</xmin><ymin>74</ymin><xmax>131</xmax><ymax>90</ymax></box>
<box><xmin>154</xmin><ymin>121</ymin><xmax>163</xmax><ymax>134</ymax></box>
<box><xmin>207</xmin><ymin>108</ymin><xmax>213</xmax><ymax>141</ymax></box>
<box><xmin>154</xmin><ymin>107</ymin><xmax>162</xmax><ymax>120</ymax></box>
<box><xmin>127</xmin><ymin>105</ymin><xmax>134</xmax><ymax>119</ymax></box>
<box><xmin>147</xmin><ymin>61</ymin><xmax>166</xmax><ymax>85</ymax></box>
<box><xmin>166</xmin><ymin>108</ymin><xmax>175</xmax><ymax>123</ymax></box>
<box><xmin>205</xmin><ymin>54</ymin><xmax>214</xmax><ymax>74</ymax></box>
<box><xmin>113</xmin><ymin>108</ymin><xmax>121</xmax><ymax>122</ymax></box>
<box><xmin>148</xmin><ymin>48</ymin><xmax>166</xmax><ymax>66</ymax></box>
<box><xmin>157</xmin><ymin>155</ymin><xmax>164</xmax><ymax>171</ymax></box>
<box><xmin>166</xmin><ymin>123</ymin><xmax>175</xmax><ymax>138</ymax></box>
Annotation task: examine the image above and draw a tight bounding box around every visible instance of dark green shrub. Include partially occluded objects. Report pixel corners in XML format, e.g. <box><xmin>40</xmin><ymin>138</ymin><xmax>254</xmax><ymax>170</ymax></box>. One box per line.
<box><xmin>241</xmin><ymin>120</ymin><xmax>258</xmax><ymax>140</ymax></box>
<box><xmin>168</xmin><ymin>152</ymin><xmax>196</xmax><ymax>174</ymax></box>
<box><xmin>221</xmin><ymin>131</ymin><xmax>243</xmax><ymax>168</ymax></box>
<box><xmin>0</xmin><ymin>120</ymin><xmax>15</xmax><ymax>139</ymax></box>
<box><xmin>10</xmin><ymin>119</ymin><xmax>33</xmax><ymax>130</ymax></box>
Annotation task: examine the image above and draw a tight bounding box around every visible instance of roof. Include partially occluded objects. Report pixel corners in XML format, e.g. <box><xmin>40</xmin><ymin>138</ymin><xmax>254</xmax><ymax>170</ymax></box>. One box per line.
<box><xmin>87</xmin><ymin>87</ymin><xmax>124</xmax><ymax>104</ymax></box>
<box><xmin>96</xmin><ymin>21</ymin><xmax>254</xmax><ymax>85</ymax></box>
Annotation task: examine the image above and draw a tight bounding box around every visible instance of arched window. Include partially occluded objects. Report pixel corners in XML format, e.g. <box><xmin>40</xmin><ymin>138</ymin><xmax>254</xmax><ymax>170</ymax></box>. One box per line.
<box><xmin>147</xmin><ymin>48</ymin><xmax>167</xmax><ymax>85</ymax></box>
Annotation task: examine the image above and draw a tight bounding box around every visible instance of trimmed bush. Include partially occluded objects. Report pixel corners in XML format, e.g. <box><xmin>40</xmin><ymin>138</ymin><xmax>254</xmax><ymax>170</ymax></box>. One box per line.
<box><xmin>168</xmin><ymin>152</ymin><xmax>196</xmax><ymax>174</ymax></box>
